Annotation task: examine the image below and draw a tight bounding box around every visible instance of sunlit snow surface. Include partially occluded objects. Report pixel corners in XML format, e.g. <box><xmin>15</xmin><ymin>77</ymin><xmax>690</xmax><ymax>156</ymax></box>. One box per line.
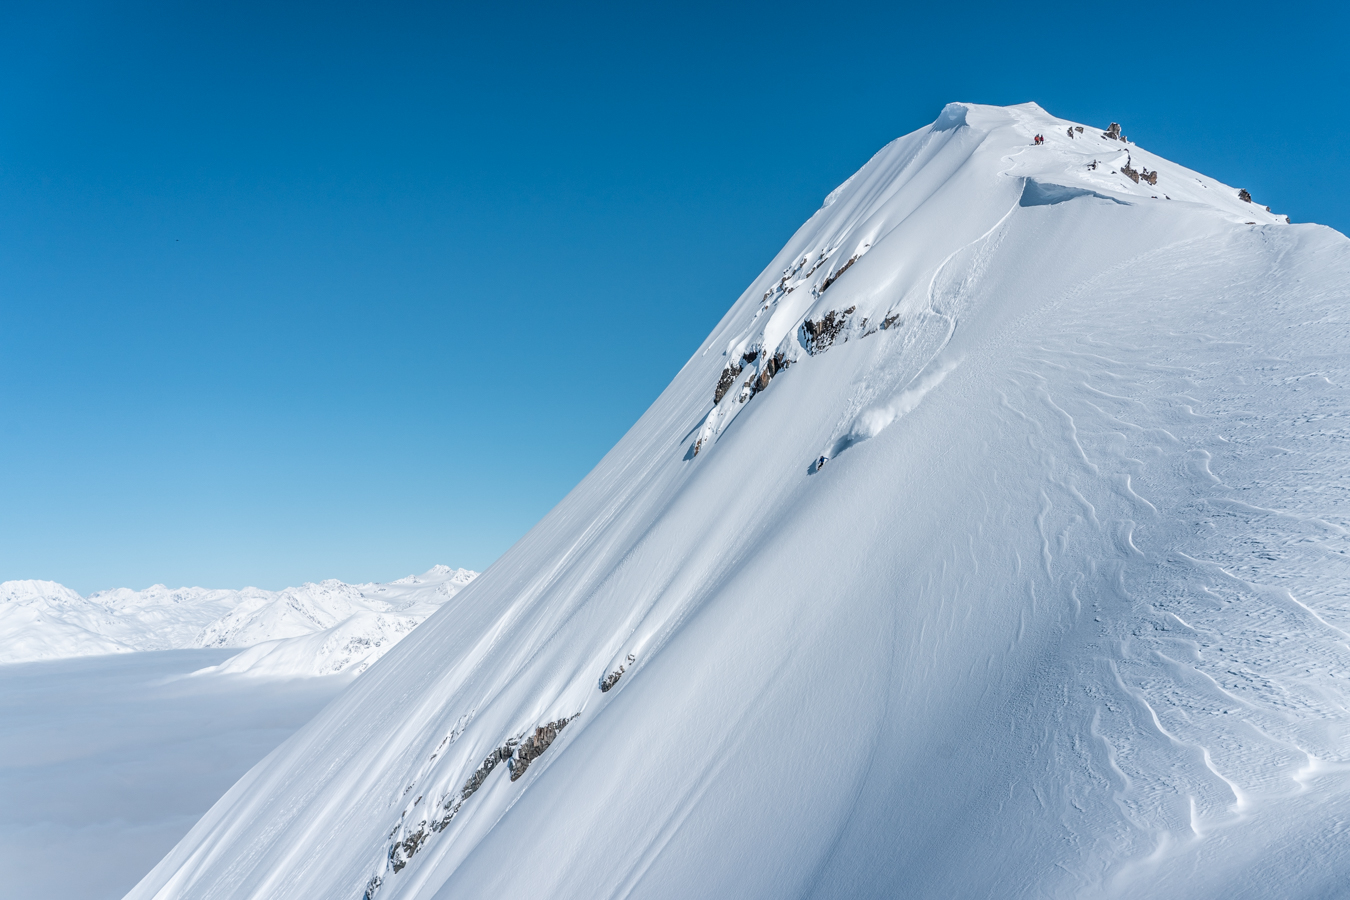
<box><xmin>128</xmin><ymin>103</ymin><xmax>1350</xmax><ymax>900</ymax></box>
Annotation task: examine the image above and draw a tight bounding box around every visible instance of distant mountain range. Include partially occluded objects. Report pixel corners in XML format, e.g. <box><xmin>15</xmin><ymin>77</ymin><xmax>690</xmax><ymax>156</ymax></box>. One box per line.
<box><xmin>0</xmin><ymin>565</ymin><xmax>477</xmax><ymax>677</ymax></box>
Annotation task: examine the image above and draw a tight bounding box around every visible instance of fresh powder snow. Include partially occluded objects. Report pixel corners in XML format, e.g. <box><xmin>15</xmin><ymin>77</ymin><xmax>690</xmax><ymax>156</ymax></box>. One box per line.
<box><xmin>124</xmin><ymin>103</ymin><xmax>1350</xmax><ymax>899</ymax></box>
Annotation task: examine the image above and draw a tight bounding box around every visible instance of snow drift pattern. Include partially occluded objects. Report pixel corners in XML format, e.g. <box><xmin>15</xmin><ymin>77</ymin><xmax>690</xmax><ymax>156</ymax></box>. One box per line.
<box><xmin>126</xmin><ymin>104</ymin><xmax>1349</xmax><ymax>900</ymax></box>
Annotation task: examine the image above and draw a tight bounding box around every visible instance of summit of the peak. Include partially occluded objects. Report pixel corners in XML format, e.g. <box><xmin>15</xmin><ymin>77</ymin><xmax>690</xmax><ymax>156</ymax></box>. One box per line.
<box><xmin>693</xmin><ymin>101</ymin><xmax>1293</xmax><ymax>460</ymax></box>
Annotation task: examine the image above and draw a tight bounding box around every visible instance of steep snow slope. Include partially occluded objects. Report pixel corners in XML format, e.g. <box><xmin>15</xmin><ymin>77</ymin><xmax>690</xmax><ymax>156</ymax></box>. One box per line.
<box><xmin>127</xmin><ymin>103</ymin><xmax>1350</xmax><ymax>900</ymax></box>
<box><xmin>0</xmin><ymin>566</ymin><xmax>476</xmax><ymax>676</ymax></box>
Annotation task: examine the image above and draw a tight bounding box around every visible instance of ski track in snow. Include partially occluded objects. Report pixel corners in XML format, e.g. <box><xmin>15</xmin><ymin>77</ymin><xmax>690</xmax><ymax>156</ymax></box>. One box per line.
<box><xmin>121</xmin><ymin>103</ymin><xmax>1350</xmax><ymax>900</ymax></box>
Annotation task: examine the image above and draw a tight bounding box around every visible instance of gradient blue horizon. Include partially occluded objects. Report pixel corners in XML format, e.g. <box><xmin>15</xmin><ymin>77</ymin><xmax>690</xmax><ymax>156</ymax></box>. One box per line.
<box><xmin>3</xmin><ymin>0</ymin><xmax>1346</xmax><ymax>594</ymax></box>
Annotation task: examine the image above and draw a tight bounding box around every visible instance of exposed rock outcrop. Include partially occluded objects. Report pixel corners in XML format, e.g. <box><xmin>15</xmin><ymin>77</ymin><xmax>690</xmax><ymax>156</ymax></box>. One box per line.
<box><xmin>367</xmin><ymin>711</ymin><xmax>580</xmax><ymax>897</ymax></box>
<box><xmin>374</xmin><ymin>735</ymin><xmax>522</xmax><ymax>891</ymax></box>
<box><xmin>1238</xmin><ymin>189</ymin><xmax>1252</xmax><ymax>203</ymax></box>
<box><xmin>1119</xmin><ymin>157</ymin><xmax>1158</xmax><ymax>186</ymax></box>
<box><xmin>714</xmin><ymin>364</ymin><xmax>743</xmax><ymax>405</ymax></box>
<box><xmin>801</xmin><ymin>306</ymin><xmax>857</xmax><ymax>355</ymax></box>
<box><xmin>819</xmin><ymin>250</ymin><xmax>863</xmax><ymax>294</ymax></box>
<box><xmin>752</xmin><ymin>352</ymin><xmax>790</xmax><ymax>394</ymax></box>
<box><xmin>600</xmin><ymin>654</ymin><xmax>636</xmax><ymax>692</ymax></box>
<box><xmin>509</xmin><ymin>717</ymin><xmax>575</xmax><ymax>781</ymax></box>
<box><xmin>1102</xmin><ymin>122</ymin><xmax>1122</xmax><ymax>141</ymax></box>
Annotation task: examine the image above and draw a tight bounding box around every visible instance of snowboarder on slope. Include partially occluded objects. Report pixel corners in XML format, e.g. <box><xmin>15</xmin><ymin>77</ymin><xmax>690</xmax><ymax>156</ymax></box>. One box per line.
<box><xmin>817</xmin><ymin>455</ymin><xmax>828</xmax><ymax>470</ymax></box>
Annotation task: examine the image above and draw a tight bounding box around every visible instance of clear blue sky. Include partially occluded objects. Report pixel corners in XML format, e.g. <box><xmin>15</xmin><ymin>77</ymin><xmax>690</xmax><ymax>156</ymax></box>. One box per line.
<box><xmin>3</xmin><ymin>0</ymin><xmax>1346</xmax><ymax>593</ymax></box>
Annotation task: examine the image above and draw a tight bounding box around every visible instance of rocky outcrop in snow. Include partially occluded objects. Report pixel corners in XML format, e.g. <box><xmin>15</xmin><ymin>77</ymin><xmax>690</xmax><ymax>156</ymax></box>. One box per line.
<box><xmin>599</xmin><ymin>654</ymin><xmax>635</xmax><ymax>692</ymax></box>
<box><xmin>368</xmin><ymin>714</ymin><xmax>579</xmax><ymax>898</ymax></box>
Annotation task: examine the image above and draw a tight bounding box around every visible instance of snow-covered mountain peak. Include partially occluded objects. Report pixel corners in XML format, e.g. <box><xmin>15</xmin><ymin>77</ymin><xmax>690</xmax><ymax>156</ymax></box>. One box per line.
<box><xmin>697</xmin><ymin>101</ymin><xmax>1288</xmax><ymax>460</ymax></box>
<box><xmin>0</xmin><ymin>578</ymin><xmax>83</xmax><ymax>605</ymax></box>
<box><xmin>128</xmin><ymin>104</ymin><xmax>1350</xmax><ymax>900</ymax></box>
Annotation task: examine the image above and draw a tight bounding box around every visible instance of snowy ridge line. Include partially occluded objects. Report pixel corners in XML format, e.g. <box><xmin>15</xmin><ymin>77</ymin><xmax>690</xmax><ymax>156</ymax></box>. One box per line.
<box><xmin>0</xmin><ymin>565</ymin><xmax>477</xmax><ymax>676</ymax></box>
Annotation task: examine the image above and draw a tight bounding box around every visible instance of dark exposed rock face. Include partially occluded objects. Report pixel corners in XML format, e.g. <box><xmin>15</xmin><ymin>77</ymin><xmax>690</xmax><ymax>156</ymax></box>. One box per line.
<box><xmin>450</xmin><ymin>743</ymin><xmax>516</xmax><ymax>811</ymax></box>
<box><xmin>1119</xmin><ymin>161</ymin><xmax>1158</xmax><ymax>186</ymax></box>
<box><xmin>801</xmin><ymin>306</ymin><xmax>857</xmax><ymax>355</ymax></box>
<box><xmin>1238</xmin><ymin>189</ymin><xmax>1252</xmax><ymax>203</ymax></box>
<box><xmin>714</xmin><ymin>363</ymin><xmax>743</xmax><ymax>405</ymax></box>
<box><xmin>752</xmin><ymin>351</ymin><xmax>790</xmax><ymax>394</ymax></box>
<box><xmin>1074</xmin><ymin>125</ymin><xmax>1084</xmax><ymax>133</ymax></box>
<box><xmin>509</xmin><ymin>717</ymin><xmax>574</xmax><ymax>781</ymax></box>
<box><xmin>389</xmin><ymin>827</ymin><xmax>428</xmax><ymax>874</ymax></box>
<box><xmin>1102</xmin><ymin>122</ymin><xmax>1122</xmax><ymax>141</ymax></box>
<box><xmin>819</xmin><ymin>253</ymin><xmax>861</xmax><ymax>293</ymax></box>
<box><xmin>600</xmin><ymin>654</ymin><xmax>635</xmax><ymax>692</ymax></box>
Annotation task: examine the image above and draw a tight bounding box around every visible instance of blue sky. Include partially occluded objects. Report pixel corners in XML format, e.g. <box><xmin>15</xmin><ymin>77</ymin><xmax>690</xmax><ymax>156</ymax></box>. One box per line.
<box><xmin>2</xmin><ymin>0</ymin><xmax>1346</xmax><ymax>593</ymax></box>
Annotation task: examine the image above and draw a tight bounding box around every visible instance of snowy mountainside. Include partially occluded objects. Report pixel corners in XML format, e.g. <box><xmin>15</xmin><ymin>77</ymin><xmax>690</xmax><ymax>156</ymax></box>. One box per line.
<box><xmin>128</xmin><ymin>103</ymin><xmax>1350</xmax><ymax>900</ymax></box>
<box><xmin>0</xmin><ymin>566</ymin><xmax>477</xmax><ymax>676</ymax></box>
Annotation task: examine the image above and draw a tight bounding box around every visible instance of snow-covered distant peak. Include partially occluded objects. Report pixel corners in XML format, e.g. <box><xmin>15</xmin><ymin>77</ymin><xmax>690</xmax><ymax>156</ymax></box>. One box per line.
<box><xmin>0</xmin><ymin>565</ymin><xmax>479</xmax><ymax>671</ymax></box>
<box><xmin>0</xmin><ymin>578</ymin><xmax>85</xmax><ymax>606</ymax></box>
<box><xmin>193</xmin><ymin>566</ymin><xmax>482</xmax><ymax>678</ymax></box>
<box><xmin>0</xmin><ymin>579</ymin><xmax>135</xmax><ymax>662</ymax></box>
<box><xmin>368</xmin><ymin>565</ymin><xmax>477</xmax><ymax>593</ymax></box>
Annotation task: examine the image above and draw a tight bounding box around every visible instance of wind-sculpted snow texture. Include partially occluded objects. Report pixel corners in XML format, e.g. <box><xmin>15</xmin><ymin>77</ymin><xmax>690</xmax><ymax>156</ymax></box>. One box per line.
<box><xmin>0</xmin><ymin>566</ymin><xmax>476</xmax><ymax>677</ymax></box>
<box><xmin>126</xmin><ymin>104</ymin><xmax>1350</xmax><ymax>900</ymax></box>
